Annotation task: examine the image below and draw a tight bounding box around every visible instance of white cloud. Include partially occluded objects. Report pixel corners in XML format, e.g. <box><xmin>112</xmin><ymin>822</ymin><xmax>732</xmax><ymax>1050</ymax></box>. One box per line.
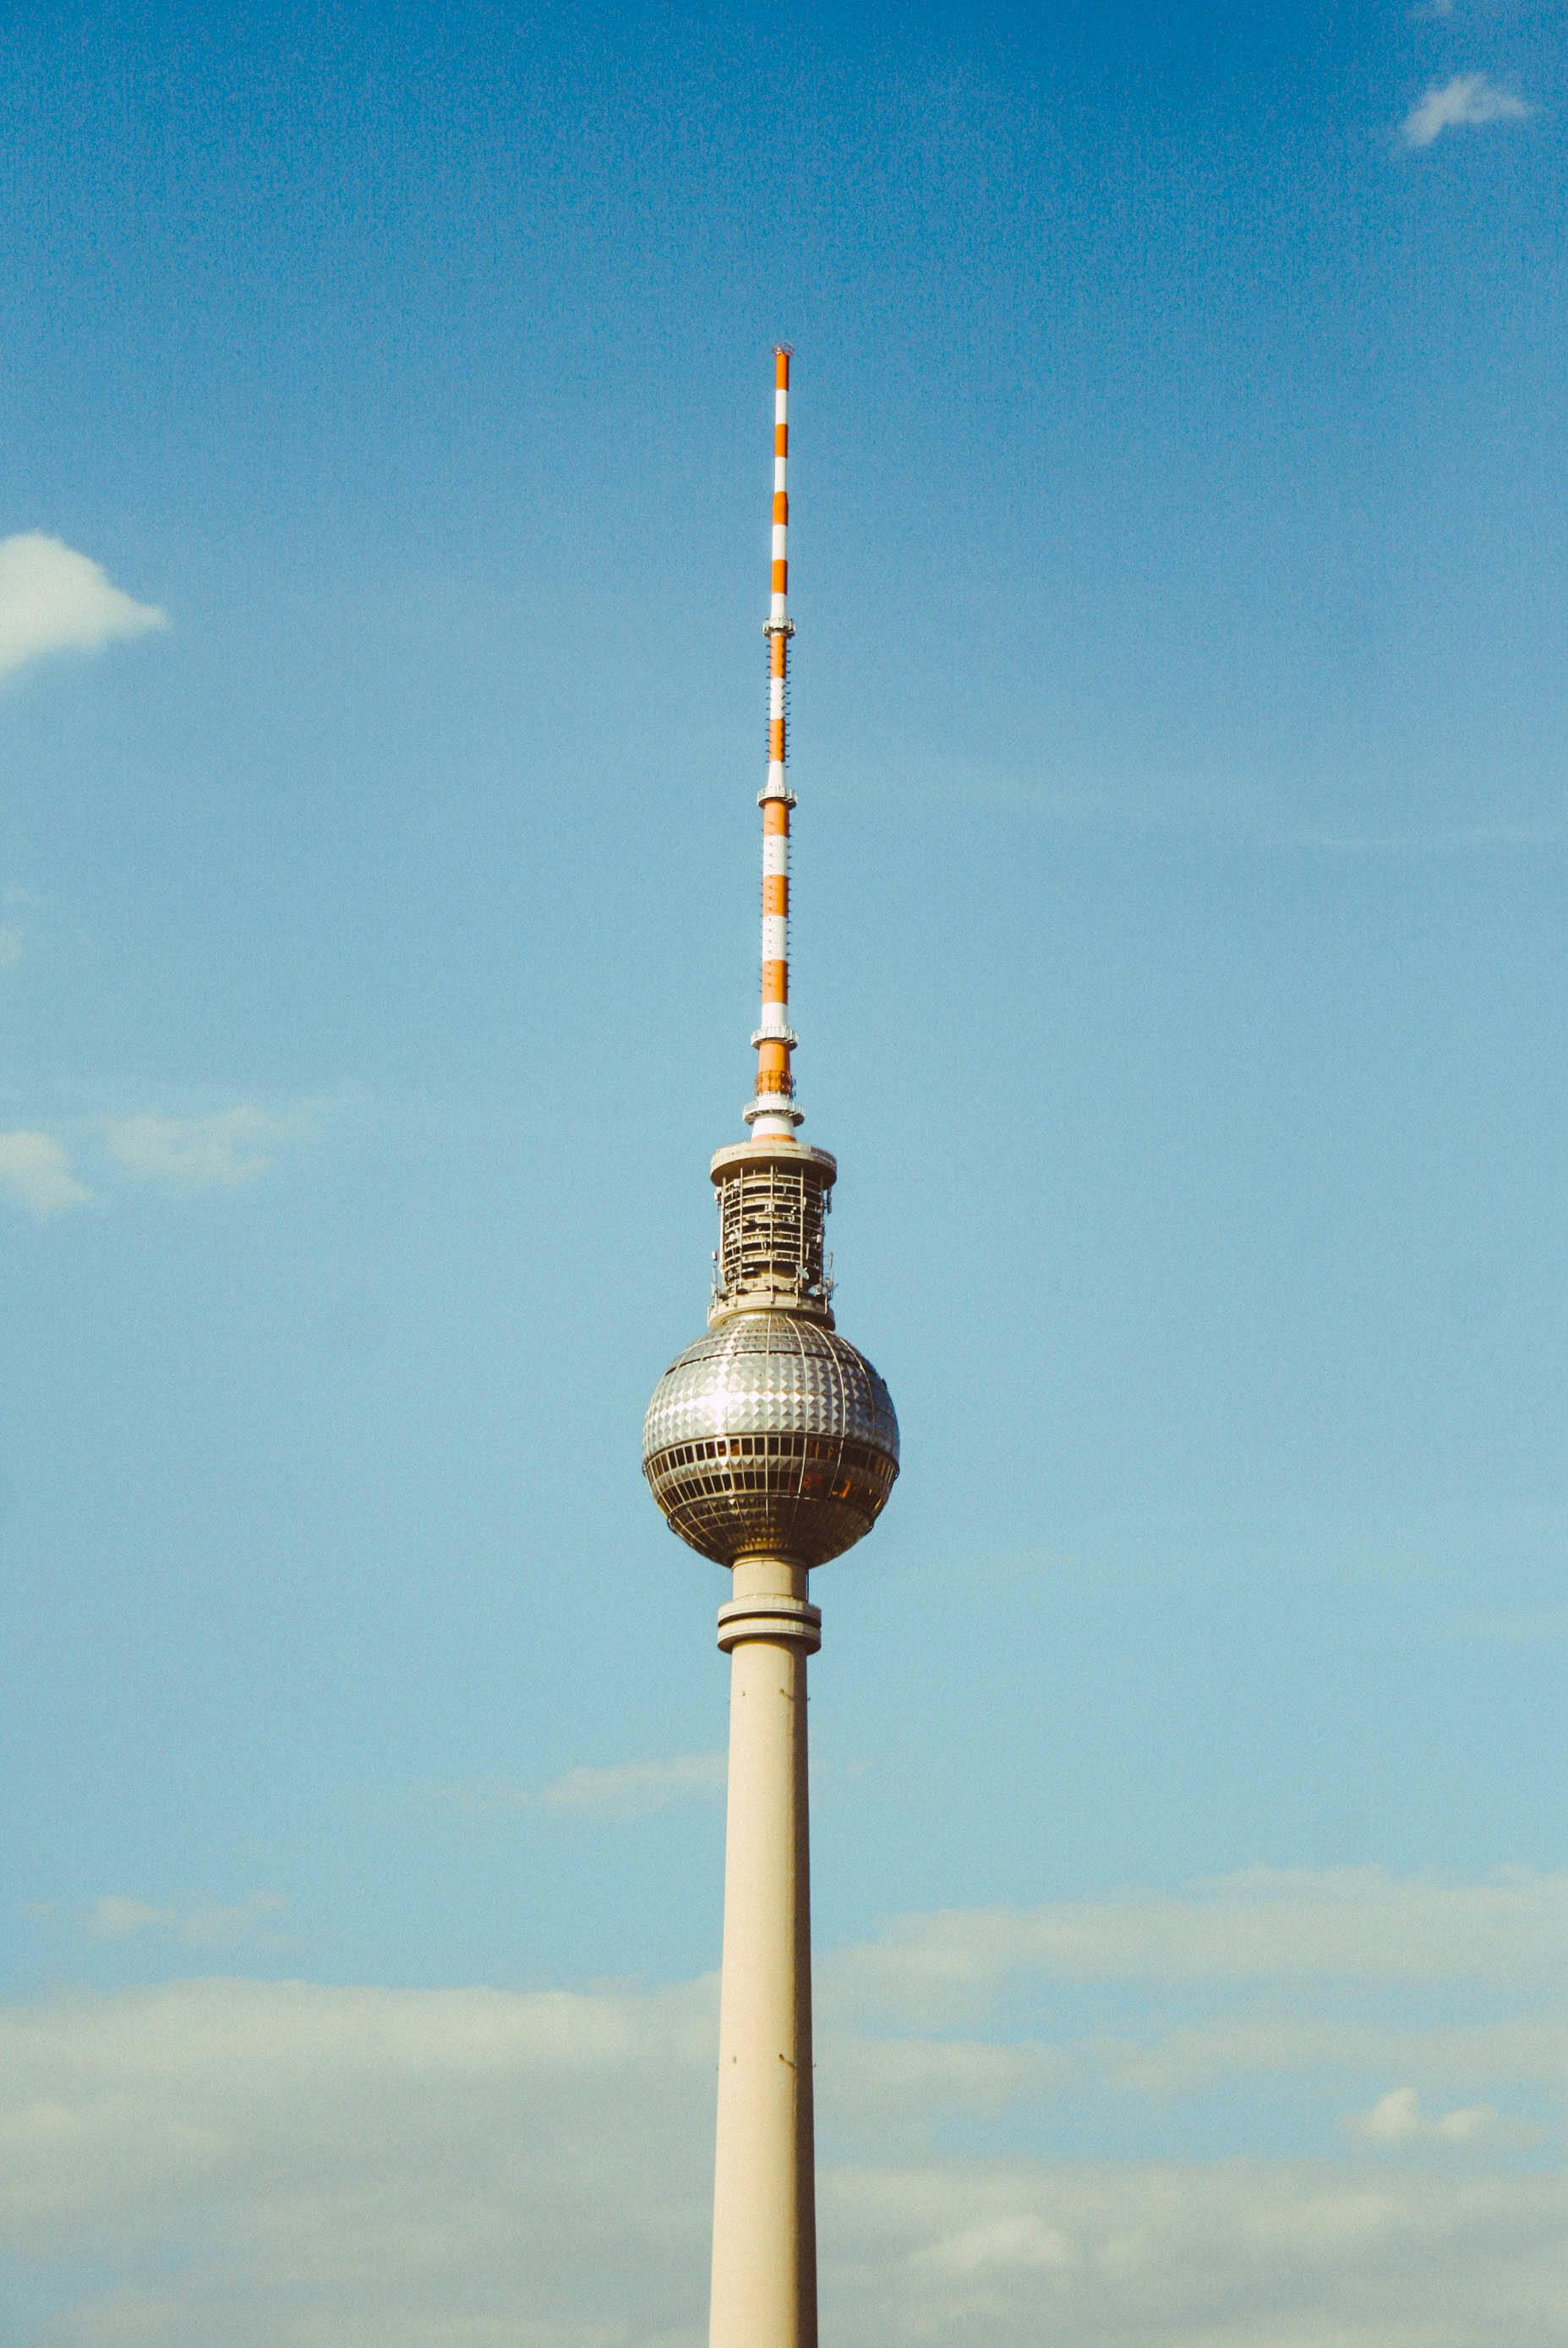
<box><xmin>1345</xmin><ymin>2086</ymin><xmax>1534</xmax><ymax>2149</ymax></box>
<box><xmin>828</xmin><ymin>2157</ymin><xmax>1568</xmax><ymax>2345</ymax></box>
<box><xmin>0</xmin><ymin>1100</ymin><xmax>324</xmax><ymax>1215</ymax></box>
<box><xmin>827</xmin><ymin>1867</ymin><xmax>1568</xmax><ymax>2021</ymax></box>
<box><xmin>910</xmin><ymin>2209</ymin><xmax>1079</xmax><ymax>2277</ymax></box>
<box><xmin>910</xmin><ymin>2207</ymin><xmax>1084</xmax><ymax>2282</ymax></box>
<box><xmin>824</xmin><ymin>2034</ymin><xmax>1072</xmax><ymax>2140</ymax></box>
<box><xmin>440</xmin><ymin>1754</ymin><xmax>727</xmax><ymax>1821</ymax></box>
<box><xmin>101</xmin><ymin>1101</ymin><xmax>318</xmax><ymax>1188</ymax></box>
<box><xmin>85</xmin><ymin>1897</ymin><xmax>171</xmax><ymax>1940</ymax></box>
<box><xmin>5</xmin><ymin>1974</ymin><xmax>1568</xmax><ymax>2347</ymax></box>
<box><xmin>1401</xmin><ymin>74</ymin><xmax>1532</xmax><ymax>148</ymax></box>
<box><xmin>84</xmin><ymin>1892</ymin><xmax>288</xmax><ymax>1948</ymax></box>
<box><xmin>0</xmin><ymin>1128</ymin><xmax>91</xmax><ymax>1216</ymax></box>
<box><xmin>1094</xmin><ymin>2010</ymin><xmax>1568</xmax><ymax>2098</ymax></box>
<box><xmin>536</xmin><ymin>1753</ymin><xmax>726</xmax><ymax>1818</ymax></box>
<box><xmin>11</xmin><ymin>1866</ymin><xmax>1568</xmax><ymax>2341</ymax></box>
<box><xmin>0</xmin><ymin>1974</ymin><xmax>717</xmax><ymax>2325</ymax></box>
<box><xmin>0</xmin><ymin>532</ymin><xmax>167</xmax><ymax>679</ymax></box>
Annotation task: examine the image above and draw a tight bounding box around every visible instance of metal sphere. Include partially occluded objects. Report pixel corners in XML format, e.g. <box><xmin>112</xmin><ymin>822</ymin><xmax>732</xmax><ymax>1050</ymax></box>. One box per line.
<box><xmin>642</xmin><ymin>1311</ymin><xmax>899</xmax><ymax>1568</ymax></box>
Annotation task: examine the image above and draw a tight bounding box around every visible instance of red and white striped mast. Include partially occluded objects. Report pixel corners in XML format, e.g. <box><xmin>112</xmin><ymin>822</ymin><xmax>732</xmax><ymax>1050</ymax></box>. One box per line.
<box><xmin>747</xmin><ymin>346</ymin><xmax>803</xmax><ymax>1140</ymax></box>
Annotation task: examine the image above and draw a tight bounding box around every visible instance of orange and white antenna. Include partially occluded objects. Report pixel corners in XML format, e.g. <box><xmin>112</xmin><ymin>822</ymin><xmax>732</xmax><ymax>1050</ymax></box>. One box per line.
<box><xmin>746</xmin><ymin>346</ymin><xmax>804</xmax><ymax>1139</ymax></box>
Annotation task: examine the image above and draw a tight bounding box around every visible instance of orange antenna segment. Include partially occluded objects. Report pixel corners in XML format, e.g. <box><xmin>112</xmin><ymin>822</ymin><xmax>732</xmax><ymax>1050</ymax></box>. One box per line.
<box><xmin>746</xmin><ymin>347</ymin><xmax>803</xmax><ymax>1138</ymax></box>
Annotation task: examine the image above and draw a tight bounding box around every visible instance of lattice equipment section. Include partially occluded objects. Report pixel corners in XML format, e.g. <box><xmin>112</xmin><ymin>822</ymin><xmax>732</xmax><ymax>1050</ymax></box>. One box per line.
<box><xmin>710</xmin><ymin>1142</ymin><xmax>836</xmax><ymax>1322</ymax></box>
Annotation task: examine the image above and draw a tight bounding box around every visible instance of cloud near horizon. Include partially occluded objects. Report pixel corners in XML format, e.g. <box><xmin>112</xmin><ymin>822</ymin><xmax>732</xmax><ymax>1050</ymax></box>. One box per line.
<box><xmin>1401</xmin><ymin>74</ymin><xmax>1532</xmax><ymax>148</ymax></box>
<box><xmin>4</xmin><ymin>1873</ymin><xmax>1568</xmax><ymax>2348</ymax></box>
<box><xmin>0</xmin><ymin>532</ymin><xmax>167</xmax><ymax>679</ymax></box>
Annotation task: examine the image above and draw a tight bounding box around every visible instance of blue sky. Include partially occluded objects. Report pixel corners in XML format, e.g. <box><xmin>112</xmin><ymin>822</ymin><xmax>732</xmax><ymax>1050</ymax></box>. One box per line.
<box><xmin>3</xmin><ymin>1</ymin><xmax>1566</xmax><ymax>2340</ymax></box>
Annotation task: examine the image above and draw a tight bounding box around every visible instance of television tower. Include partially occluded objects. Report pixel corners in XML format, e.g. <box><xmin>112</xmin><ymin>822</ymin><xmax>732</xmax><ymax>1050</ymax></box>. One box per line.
<box><xmin>642</xmin><ymin>349</ymin><xmax>899</xmax><ymax>2348</ymax></box>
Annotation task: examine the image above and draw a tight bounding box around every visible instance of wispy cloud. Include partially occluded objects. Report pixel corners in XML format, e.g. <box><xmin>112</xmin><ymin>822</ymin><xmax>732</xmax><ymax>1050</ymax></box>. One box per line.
<box><xmin>1401</xmin><ymin>73</ymin><xmax>1532</xmax><ymax>149</ymax></box>
<box><xmin>0</xmin><ymin>1094</ymin><xmax>333</xmax><ymax>1220</ymax></box>
<box><xmin>30</xmin><ymin>1890</ymin><xmax>289</xmax><ymax>1949</ymax></box>
<box><xmin>101</xmin><ymin>1100</ymin><xmax>319</xmax><ymax>1188</ymax></box>
<box><xmin>0</xmin><ymin>1129</ymin><xmax>92</xmax><ymax>1216</ymax></box>
<box><xmin>1291</xmin><ymin>818</ymin><xmax>1564</xmax><ymax>855</ymax></box>
<box><xmin>0</xmin><ymin>532</ymin><xmax>167</xmax><ymax>680</ymax></box>
<box><xmin>537</xmin><ymin>1753</ymin><xmax>726</xmax><ymax>1816</ymax></box>
<box><xmin>0</xmin><ymin>1098</ymin><xmax>325</xmax><ymax>1215</ymax></box>
<box><xmin>438</xmin><ymin>1752</ymin><xmax>727</xmax><ymax>1821</ymax></box>
<box><xmin>828</xmin><ymin>1867</ymin><xmax>1568</xmax><ymax>2020</ymax></box>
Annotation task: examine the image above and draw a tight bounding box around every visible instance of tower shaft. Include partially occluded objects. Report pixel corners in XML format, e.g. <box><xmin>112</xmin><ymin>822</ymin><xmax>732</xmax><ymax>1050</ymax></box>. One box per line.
<box><xmin>709</xmin><ymin>1556</ymin><xmax>820</xmax><ymax>2348</ymax></box>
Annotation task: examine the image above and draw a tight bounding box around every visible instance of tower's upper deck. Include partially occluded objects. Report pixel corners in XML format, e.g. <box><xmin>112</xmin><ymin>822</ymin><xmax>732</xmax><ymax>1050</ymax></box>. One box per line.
<box><xmin>709</xmin><ymin>1139</ymin><xmax>837</xmax><ymax>1325</ymax></box>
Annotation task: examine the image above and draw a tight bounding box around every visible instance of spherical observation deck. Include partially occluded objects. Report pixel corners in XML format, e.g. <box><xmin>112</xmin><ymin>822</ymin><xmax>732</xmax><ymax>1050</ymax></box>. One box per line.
<box><xmin>642</xmin><ymin>1310</ymin><xmax>899</xmax><ymax>1568</ymax></box>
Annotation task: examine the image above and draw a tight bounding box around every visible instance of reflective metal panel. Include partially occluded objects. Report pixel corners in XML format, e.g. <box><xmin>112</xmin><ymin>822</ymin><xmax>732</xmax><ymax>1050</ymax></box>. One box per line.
<box><xmin>643</xmin><ymin>1312</ymin><xmax>899</xmax><ymax>1567</ymax></box>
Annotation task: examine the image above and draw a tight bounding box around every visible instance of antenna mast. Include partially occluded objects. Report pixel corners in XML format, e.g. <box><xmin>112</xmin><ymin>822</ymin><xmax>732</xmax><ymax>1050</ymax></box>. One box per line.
<box><xmin>746</xmin><ymin>346</ymin><xmax>802</xmax><ymax>1139</ymax></box>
